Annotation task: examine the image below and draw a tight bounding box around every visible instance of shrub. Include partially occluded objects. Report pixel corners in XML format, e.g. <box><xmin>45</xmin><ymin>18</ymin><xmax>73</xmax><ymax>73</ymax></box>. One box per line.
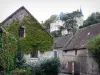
<box><xmin>5</xmin><ymin>67</ymin><xmax>32</xmax><ymax>75</ymax></box>
<box><xmin>87</xmin><ymin>35</ymin><xmax>100</xmax><ymax>68</ymax></box>
<box><xmin>32</xmin><ymin>58</ymin><xmax>60</xmax><ymax>75</ymax></box>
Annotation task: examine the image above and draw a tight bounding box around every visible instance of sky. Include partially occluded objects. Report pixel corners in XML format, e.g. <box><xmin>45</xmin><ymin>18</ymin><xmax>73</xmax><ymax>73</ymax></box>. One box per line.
<box><xmin>0</xmin><ymin>0</ymin><xmax>100</xmax><ymax>23</ymax></box>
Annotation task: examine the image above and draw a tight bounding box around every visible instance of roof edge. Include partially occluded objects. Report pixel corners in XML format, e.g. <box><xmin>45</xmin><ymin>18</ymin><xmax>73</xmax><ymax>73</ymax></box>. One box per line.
<box><xmin>63</xmin><ymin>47</ymin><xmax>86</xmax><ymax>51</ymax></box>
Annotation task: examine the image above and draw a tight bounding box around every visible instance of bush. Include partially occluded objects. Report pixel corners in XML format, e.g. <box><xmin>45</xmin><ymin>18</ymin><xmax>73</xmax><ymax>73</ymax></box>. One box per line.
<box><xmin>32</xmin><ymin>58</ymin><xmax>60</xmax><ymax>75</ymax></box>
<box><xmin>87</xmin><ymin>35</ymin><xmax>100</xmax><ymax>68</ymax></box>
<box><xmin>5</xmin><ymin>67</ymin><xmax>32</xmax><ymax>75</ymax></box>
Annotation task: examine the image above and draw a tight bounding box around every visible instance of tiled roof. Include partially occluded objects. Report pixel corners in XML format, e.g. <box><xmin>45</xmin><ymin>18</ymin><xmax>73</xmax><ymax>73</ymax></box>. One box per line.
<box><xmin>54</xmin><ymin>34</ymin><xmax>72</xmax><ymax>49</ymax></box>
<box><xmin>63</xmin><ymin>23</ymin><xmax>100</xmax><ymax>50</ymax></box>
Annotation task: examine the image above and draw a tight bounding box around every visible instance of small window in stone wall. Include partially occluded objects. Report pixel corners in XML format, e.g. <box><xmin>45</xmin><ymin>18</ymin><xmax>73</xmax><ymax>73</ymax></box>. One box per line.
<box><xmin>30</xmin><ymin>50</ymin><xmax>38</xmax><ymax>58</ymax></box>
<box><xmin>75</xmin><ymin>50</ymin><xmax>77</xmax><ymax>55</ymax></box>
<box><xmin>19</xmin><ymin>26</ymin><xmax>25</xmax><ymax>37</ymax></box>
<box><xmin>30</xmin><ymin>46</ymin><xmax>38</xmax><ymax>58</ymax></box>
<box><xmin>54</xmin><ymin>51</ymin><xmax>57</xmax><ymax>57</ymax></box>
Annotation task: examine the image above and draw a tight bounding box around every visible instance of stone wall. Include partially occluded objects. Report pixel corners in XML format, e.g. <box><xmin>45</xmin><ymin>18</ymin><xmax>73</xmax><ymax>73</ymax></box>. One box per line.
<box><xmin>2</xmin><ymin>8</ymin><xmax>29</xmax><ymax>25</ymax></box>
<box><xmin>61</xmin><ymin>49</ymin><xmax>100</xmax><ymax>75</ymax></box>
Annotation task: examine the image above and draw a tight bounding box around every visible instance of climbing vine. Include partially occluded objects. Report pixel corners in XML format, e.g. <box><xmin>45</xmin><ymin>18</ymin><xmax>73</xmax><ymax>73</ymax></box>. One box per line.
<box><xmin>3</xmin><ymin>15</ymin><xmax>53</xmax><ymax>53</ymax></box>
<box><xmin>0</xmin><ymin>32</ymin><xmax>17</xmax><ymax>72</ymax></box>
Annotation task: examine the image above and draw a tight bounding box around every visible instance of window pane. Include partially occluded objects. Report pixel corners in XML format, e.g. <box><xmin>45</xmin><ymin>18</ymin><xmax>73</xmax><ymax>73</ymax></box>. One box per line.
<box><xmin>19</xmin><ymin>27</ymin><xmax>24</xmax><ymax>37</ymax></box>
<box><xmin>30</xmin><ymin>51</ymin><xmax>38</xmax><ymax>58</ymax></box>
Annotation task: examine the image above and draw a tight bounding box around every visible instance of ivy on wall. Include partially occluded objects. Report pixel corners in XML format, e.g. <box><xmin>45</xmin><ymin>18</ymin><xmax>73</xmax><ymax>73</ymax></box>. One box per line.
<box><xmin>0</xmin><ymin>32</ymin><xmax>17</xmax><ymax>72</ymax></box>
<box><xmin>3</xmin><ymin>15</ymin><xmax>54</xmax><ymax>53</ymax></box>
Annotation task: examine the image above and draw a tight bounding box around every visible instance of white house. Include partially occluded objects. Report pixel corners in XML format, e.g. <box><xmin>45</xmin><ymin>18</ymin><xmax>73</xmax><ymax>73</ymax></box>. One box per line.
<box><xmin>75</xmin><ymin>8</ymin><xmax>84</xmax><ymax>28</ymax></box>
<box><xmin>50</xmin><ymin>8</ymin><xmax>84</xmax><ymax>36</ymax></box>
<box><xmin>50</xmin><ymin>16</ymin><xmax>65</xmax><ymax>32</ymax></box>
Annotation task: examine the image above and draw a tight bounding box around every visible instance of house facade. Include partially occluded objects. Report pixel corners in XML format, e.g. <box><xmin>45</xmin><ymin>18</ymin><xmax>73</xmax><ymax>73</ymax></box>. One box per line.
<box><xmin>50</xmin><ymin>16</ymin><xmax>66</xmax><ymax>32</ymax></box>
<box><xmin>24</xmin><ymin>34</ymin><xmax>72</xmax><ymax>65</ymax></box>
<box><xmin>50</xmin><ymin>15</ymin><xmax>68</xmax><ymax>36</ymax></box>
<box><xmin>62</xmin><ymin>23</ymin><xmax>100</xmax><ymax>75</ymax></box>
<box><xmin>53</xmin><ymin>34</ymin><xmax>72</xmax><ymax>62</ymax></box>
<box><xmin>1</xmin><ymin>6</ymin><xmax>53</xmax><ymax>65</ymax></box>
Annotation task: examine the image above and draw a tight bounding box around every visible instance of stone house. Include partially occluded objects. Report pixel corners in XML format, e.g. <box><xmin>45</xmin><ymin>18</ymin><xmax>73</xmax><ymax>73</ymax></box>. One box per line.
<box><xmin>0</xmin><ymin>6</ymin><xmax>53</xmax><ymax>65</ymax></box>
<box><xmin>53</xmin><ymin>34</ymin><xmax>72</xmax><ymax>59</ymax></box>
<box><xmin>62</xmin><ymin>23</ymin><xmax>100</xmax><ymax>75</ymax></box>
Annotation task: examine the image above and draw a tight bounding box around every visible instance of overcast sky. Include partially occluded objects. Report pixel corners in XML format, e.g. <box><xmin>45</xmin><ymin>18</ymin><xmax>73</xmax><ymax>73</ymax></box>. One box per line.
<box><xmin>0</xmin><ymin>0</ymin><xmax>100</xmax><ymax>23</ymax></box>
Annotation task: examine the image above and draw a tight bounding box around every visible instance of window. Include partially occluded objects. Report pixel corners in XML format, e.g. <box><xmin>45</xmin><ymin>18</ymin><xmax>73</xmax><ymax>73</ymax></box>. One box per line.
<box><xmin>30</xmin><ymin>46</ymin><xmax>38</xmax><ymax>58</ymax></box>
<box><xmin>54</xmin><ymin>51</ymin><xmax>57</xmax><ymax>57</ymax></box>
<box><xmin>19</xmin><ymin>26</ymin><xmax>25</xmax><ymax>37</ymax></box>
<box><xmin>75</xmin><ymin>50</ymin><xmax>77</xmax><ymax>55</ymax></box>
<box><xmin>30</xmin><ymin>51</ymin><xmax>38</xmax><ymax>58</ymax></box>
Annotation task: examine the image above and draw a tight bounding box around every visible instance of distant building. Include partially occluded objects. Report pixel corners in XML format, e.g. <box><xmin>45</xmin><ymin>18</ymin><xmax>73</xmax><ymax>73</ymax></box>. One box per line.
<box><xmin>50</xmin><ymin>7</ymin><xmax>84</xmax><ymax>36</ymax></box>
<box><xmin>50</xmin><ymin>16</ymin><xmax>65</xmax><ymax>32</ymax></box>
<box><xmin>50</xmin><ymin>15</ymin><xmax>68</xmax><ymax>36</ymax></box>
<box><xmin>74</xmin><ymin>8</ymin><xmax>84</xmax><ymax>28</ymax></box>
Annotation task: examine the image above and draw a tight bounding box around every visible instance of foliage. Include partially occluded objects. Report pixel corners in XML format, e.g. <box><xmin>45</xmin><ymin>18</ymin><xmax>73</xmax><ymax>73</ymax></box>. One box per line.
<box><xmin>87</xmin><ymin>35</ymin><xmax>100</xmax><ymax>68</ymax></box>
<box><xmin>32</xmin><ymin>57</ymin><xmax>60</xmax><ymax>75</ymax></box>
<box><xmin>80</xmin><ymin>12</ymin><xmax>100</xmax><ymax>28</ymax></box>
<box><xmin>60</xmin><ymin>10</ymin><xmax>81</xmax><ymax>34</ymax></box>
<box><xmin>60</xmin><ymin>10</ymin><xmax>82</xmax><ymax>21</ymax></box>
<box><xmin>3</xmin><ymin>15</ymin><xmax>53</xmax><ymax>53</ymax></box>
<box><xmin>0</xmin><ymin>31</ymin><xmax>18</xmax><ymax>75</ymax></box>
<box><xmin>43</xmin><ymin>15</ymin><xmax>57</xmax><ymax>32</ymax></box>
<box><xmin>15</xmin><ymin>50</ymin><xmax>25</xmax><ymax>68</ymax></box>
<box><xmin>5</xmin><ymin>67</ymin><xmax>32</xmax><ymax>75</ymax></box>
<box><xmin>0</xmin><ymin>15</ymin><xmax>53</xmax><ymax>74</ymax></box>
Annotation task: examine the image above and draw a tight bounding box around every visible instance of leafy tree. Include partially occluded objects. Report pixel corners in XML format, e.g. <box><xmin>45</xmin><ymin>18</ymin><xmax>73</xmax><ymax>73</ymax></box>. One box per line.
<box><xmin>60</xmin><ymin>11</ymin><xmax>80</xmax><ymax>34</ymax></box>
<box><xmin>87</xmin><ymin>35</ymin><xmax>100</xmax><ymax>68</ymax></box>
<box><xmin>80</xmin><ymin>12</ymin><xmax>100</xmax><ymax>28</ymax></box>
<box><xmin>43</xmin><ymin>15</ymin><xmax>57</xmax><ymax>32</ymax></box>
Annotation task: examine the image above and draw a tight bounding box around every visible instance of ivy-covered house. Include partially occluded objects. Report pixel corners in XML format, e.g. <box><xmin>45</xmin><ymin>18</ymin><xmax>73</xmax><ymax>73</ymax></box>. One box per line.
<box><xmin>0</xmin><ymin>6</ymin><xmax>53</xmax><ymax>65</ymax></box>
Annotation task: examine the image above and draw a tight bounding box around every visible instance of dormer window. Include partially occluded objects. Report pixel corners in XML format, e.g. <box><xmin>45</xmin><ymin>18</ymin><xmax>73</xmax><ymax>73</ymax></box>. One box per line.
<box><xmin>19</xmin><ymin>26</ymin><xmax>25</xmax><ymax>37</ymax></box>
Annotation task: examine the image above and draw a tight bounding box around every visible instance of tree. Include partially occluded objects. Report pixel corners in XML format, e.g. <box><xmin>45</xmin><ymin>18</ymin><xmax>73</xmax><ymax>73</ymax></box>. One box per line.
<box><xmin>87</xmin><ymin>35</ymin><xmax>100</xmax><ymax>68</ymax></box>
<box><xmin>60</xmin><ymin>11</ymin><xmax>79</xmax><ymax>34</ymax></box>
<box><xmin>43</xmin><ymin>15</ymin><xmax>57</xmax><ymax>32</ymax></box>
<box><xmin>80</xmin><ymin>12</ymin><xmax>100</xmax><ymax>28</ymax></box>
